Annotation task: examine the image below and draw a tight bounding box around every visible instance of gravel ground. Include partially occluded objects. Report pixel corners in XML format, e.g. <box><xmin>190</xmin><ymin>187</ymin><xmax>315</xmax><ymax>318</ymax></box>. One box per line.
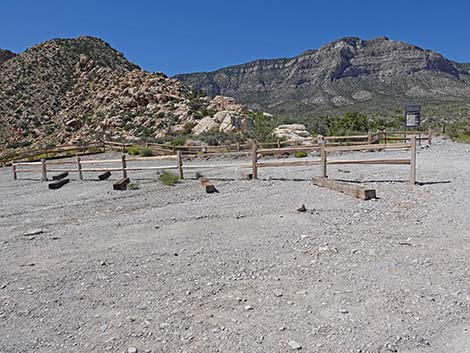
<box><xmin>0</xmin><ymin>139</ymin><xmax>469</xmax><ymax>353</ymax></box>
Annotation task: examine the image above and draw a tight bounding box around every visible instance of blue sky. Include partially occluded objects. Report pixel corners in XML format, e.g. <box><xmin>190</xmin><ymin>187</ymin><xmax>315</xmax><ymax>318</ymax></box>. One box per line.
<box><xmin>1</xmin><ymin>0</ymin><xmax>469</xmax><ymax>75</ymax></box>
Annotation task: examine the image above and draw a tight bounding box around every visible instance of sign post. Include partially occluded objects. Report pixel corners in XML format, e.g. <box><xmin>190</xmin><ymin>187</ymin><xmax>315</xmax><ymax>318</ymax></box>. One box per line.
<box><xmin>404</xmin><ymin>105</ymin><xmax>421</xmax><ymax>128</ymax></box>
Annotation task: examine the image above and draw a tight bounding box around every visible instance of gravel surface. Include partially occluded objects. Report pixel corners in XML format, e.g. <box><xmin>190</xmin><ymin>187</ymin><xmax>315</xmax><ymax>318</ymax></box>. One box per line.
<box><xmin>1</xmin><ymin>139</ymin><xmax>469</xmax><ymax>353</ymax></box>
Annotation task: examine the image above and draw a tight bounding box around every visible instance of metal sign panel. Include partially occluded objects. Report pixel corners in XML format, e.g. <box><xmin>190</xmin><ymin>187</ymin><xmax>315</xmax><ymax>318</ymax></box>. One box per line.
<box><xmin>405</xmin><ymin>105</ymin><xmax>421</xmax><ymax>127</ymax></box>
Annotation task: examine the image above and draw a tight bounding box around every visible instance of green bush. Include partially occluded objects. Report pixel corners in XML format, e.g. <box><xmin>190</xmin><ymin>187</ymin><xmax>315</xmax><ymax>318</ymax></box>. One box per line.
<box><xmin>128</xmin><ymin>145</ymin><xmax>141</xmax><ymax>155</ymax></box>
<box><xmin>139</xmin><ymin>147</ymin><xmax>154</xmax><ymax>157</ymax></box>
<box><xmin>248</xmin><ymin>112</ymin><xmax>279</xmax><ymax>142</ymax></box>
<box><xmin>446</xmin><ymin>121</ymin><xmax>470</xmax><ymax>143</ymax></box>
<box><xmin>127</xmin><ymin>145</ymin><xmax>154</xmax><ymax>156</ymax></box>
<box><xmin>128</xmin><ymin>183</ymin><xmax>140</xmax><ymax>190</ymax></box>
<box><xmin>159</xmin><ymin>171</ymin><xmax>179</xmax><ymax>186</ymax></box>
<box><xmin>198</xmin><ymin>129</ymin><xmax>240</xmax><ymax>146</ymax></box>
<box><xmin>294</xmin><ymin>151</ymin><xmax>307</xmax><ymax>158</ymax></box>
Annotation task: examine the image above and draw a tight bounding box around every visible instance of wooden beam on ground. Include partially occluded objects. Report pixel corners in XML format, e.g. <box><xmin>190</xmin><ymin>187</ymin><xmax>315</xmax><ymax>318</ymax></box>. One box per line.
<box><xmin>48</xmin><ymin>178</ymin><xmax>70</xmax><ymax>190</ymax></box>
<box><xmin>51</xmin><ymin>172</ymin><xmax>69</xmax><ymax>180</ymax></box>
<box><xmin>312</xmin><ymin>176</ymin><xmax>376</xmax><ymax>200</ymax></box>
<box><xmin>98</xmin><ymin>171</ymin><xmax>111</xmax><ymax>180</ymax></box>
<box><xmin>113</xmin><ymin>177</ymin><xmax>130</xmax><ymax>191</ymax></box>
<box><xmin>199</xmin><ymin>176</ymin><xmax>218</xmax><ymax>193</ymax></box>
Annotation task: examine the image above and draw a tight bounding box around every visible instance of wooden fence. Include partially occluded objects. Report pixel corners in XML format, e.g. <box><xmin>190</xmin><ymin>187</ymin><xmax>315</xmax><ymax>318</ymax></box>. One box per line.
<box><xmin>12</xmin><ymin>136</ymin><xmax>419</xmax><ymax>184</ymax></box>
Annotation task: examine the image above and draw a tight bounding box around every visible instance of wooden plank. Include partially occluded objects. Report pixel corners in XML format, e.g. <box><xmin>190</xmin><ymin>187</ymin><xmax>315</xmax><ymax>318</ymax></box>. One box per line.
<box><xmin>327</xmin><ymin>158</ymin><xmax>411</xmax><ymax>165</ymax></box>
<box><xmin>41</xmin><ymin>159</ymin><xmax>47</xmax><ymax>182</ymax></box>
<box><xmin>252</xmin><ymin>144</ymin><xmax>258</xmax><ymax>179</ymax></box>
<box><xmin>410</xmin><ymin>136</ymin><xmax>417</xmax><ymax>185</ymax></box>
<box><xmin>98</xmin><ymin>171</ymin><xmax>111</xmax><ymax>180</ymax></box>
<box><xmin>312</xmin><ymin>177</ymin><xmax>376</xmax><ymax>200</ymax></box>
<box><xmin>199</xmin><ymin>177</ymin><xmax>218</xmax><ymax>193</ymax></box>
<box><xmin>325</xmin><ymin>134</ymin><xmax>368</xmax><ymax>140</ymax></box>
<box><xmin>177</xmin><ymin>151</ymin><xmax>184</xmax><ymax>179</ymax></box>
<box><xmin>320</xmin><ymin>141</ymin><xmax>327</xmax><ymax>178</ymax></box>
<box><xmin>126</xmin><ymin>155</ymin><xmax>178</xmax><ymax>161</ymax></box>
<box><xmin>182</xmin><ymin>163</ymin><xmax>251</xmax><ymax>169</ymax></box>
<box><xmin>325</xmin><ymin>143</ymin><xmax>410</xmax><ymax>153</ymax></box>
<box><xmin>257</xmin><ymin>146</ymin><xmax>320</xmax><ymax>154</ymax></box>
<box><xmin>48</xmin><ymin>178</ymin><xmax>70</xmax><ymax>190</ymax></box>
<box><xmin>256</xmin><ymin>160</ymin><xmax>321</xmax><ymax>168</ymax></box>
<box><xmin>113</xmin><ymin>177</ymin><xmax>130</xmax><ymax>191</ymax></box>
<box><xmin>79</xmin><ymin>159</ymin><xmax>123</xmax><ymax>164</ymax></box>
<box><xmin>51</xmin><ymin>172</ymin><xmax>69</xmax><ymax>180</ymax></box>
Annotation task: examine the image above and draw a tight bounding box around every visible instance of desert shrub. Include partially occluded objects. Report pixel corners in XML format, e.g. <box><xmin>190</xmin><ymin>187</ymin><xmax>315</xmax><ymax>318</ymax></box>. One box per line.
<box><xmin>128</xmin><ymin>145</ymin><xmax>141</xmax><ymax>155</ymax></box>
<box><xmin>128</xmin><ymin>145</ymin><xmax>154</xmax><ymax>156</ymax></box>
<box><xmin>248</xmin><ymin>112</ymin><xmax>278</xmax><ymax>142</ymax></box>
<box><xmin>128</xmin><ymin>183</ymin><xmax>140</xmax><ymax>190</ymax></box>
<box><xmin>170</xmin><ymin>136</ymin><xmax>188</xmax><ymax>146</ymax></box>
<box><xmin>294</xmin><ymin>151</ymin><xmax>307</xmax><ymax>158</ymax></box>
<box><xmin>159</xmin><ymin>171</ymin><xmax>179</xmax><ymax>186</ymax></box>
<box><xmin>7</xmin><ymin>141</ymin><xmax>31</xmax><ymax>149</ymax></box>
<box><xmin>198</xmin><ymin>129</ymin><xmax>240</xmax><ymax>146</ymax></box>
<box><xmin>446</xmin><ymin>121</ymin><xmax>470</xmax><ymax>143</ymax></box>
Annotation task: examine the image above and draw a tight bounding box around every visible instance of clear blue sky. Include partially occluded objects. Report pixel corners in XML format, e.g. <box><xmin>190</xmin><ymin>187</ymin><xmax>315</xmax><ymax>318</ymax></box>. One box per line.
<box><xmin>1</xmin><ymin>0</ymin><xmax>469</xmax><ymax>76</ymax></box>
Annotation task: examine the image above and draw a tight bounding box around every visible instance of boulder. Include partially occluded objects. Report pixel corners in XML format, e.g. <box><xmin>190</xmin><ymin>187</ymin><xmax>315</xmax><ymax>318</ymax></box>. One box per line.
<box><xmin>192</xmin><ymin>116</ymin><xmax>219</xmax><ymax>135</ymax></box>
<box><xmin>274</xmin><ymin>124</ymin><xmax>311</xmax><ymax>141</ymax></box>
<box><xmin>216</xmin><ymin>111</ymin><xmax>250</xmax><ymax>133</ymax></box>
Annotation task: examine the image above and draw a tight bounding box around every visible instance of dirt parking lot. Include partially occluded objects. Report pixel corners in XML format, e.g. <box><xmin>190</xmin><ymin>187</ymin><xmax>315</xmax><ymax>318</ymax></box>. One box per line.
<box><xmin>1</xmin><ymin>139</ymin><xmax>469</xmax><ymax>353</ymax></box>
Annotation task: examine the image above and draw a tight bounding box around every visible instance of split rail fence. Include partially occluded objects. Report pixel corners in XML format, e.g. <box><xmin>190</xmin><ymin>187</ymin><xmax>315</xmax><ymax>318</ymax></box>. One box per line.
<box><xmin>12</xmin><ymin>135</ymin><xmax>420</xmax><ymax>185</ymax></box>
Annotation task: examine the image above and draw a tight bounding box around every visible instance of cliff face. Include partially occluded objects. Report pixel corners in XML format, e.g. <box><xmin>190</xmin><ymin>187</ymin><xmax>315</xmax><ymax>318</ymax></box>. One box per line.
<box><xmin>175</xmin><ymin>37</ymin><xmax>470</xmax><ymax>117</ymax></box>
<box><xmin>0</xmin><ymin>36</ymin><xmax>250</xmax><ymax>150</ymax></box>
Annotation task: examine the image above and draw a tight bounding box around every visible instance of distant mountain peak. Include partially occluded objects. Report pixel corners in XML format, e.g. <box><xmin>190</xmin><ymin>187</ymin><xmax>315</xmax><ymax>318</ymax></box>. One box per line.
<box><xmin>175</xmin><ymin>36</ymin><xmax>470</xmax><ymax>118</ymax></box>
<box><xmin>0</xmin><ymin>49</ymin><xmax>16</xmax><ymax>66</ymax></box>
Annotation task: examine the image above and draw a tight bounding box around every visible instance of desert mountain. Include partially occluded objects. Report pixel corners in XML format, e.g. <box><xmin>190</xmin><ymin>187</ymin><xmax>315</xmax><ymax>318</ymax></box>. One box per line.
<box><xmin>0</xmin><ymin>49</ymin><xmax>16</xmax><ymax>65</ymax></box>
<box><xmin>0</xmin><ymin>36</ymin><xmax>250</xmax><ymax>150</ymax></box>
<box><xmin>175</xmin><ymin>37</ymin><xmax>470</xmax><ymax>120</ymax></box>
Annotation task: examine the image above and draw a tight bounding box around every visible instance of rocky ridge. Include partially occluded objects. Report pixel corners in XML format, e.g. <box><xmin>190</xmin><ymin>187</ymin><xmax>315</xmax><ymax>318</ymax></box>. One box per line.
<box><xmin>0</xmin><ymin>36</ymin><xmax>251</xmax><ymax>149</ymax></box>
<box><xmin>0</xmin><ymin>49</ymin><xmax>16</xmax><ymax>66</ymax></box>
<box><xmin>175</xmin><ymin>37</ymin><xmax>470</xmax><ymax>119</ymax></box>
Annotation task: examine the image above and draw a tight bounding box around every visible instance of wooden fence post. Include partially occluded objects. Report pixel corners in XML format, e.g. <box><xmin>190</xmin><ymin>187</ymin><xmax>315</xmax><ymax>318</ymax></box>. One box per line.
<box><xmin>384</xmin><ymin>130</ymin><xmax>387</xmax><ymax>144</ymax></box>
<box><xmin>277</xmin><ymin>139</ymin><xmax>281</xmax><ymax>149</ymax></box>
<box><xmin>428</xmin><ymin>129</ymin><xmax>432</xmax><ymax>145</ymax></box>
<box><xmin>177</xmin><ymin>150</ymin><xmax>184</xmax><ymax>179</ymax></box>
<box><xmin>237</xmin><ymin>142</ymin><xmax>240</xmax><ymax>152</ymax></box>
<box><xmin>121</xmin><ymin>154</ymin><xmax>127</xmax><ymax>178</ymax></box>
<box><xmin>410</xmin><ymin>136</ymin><xmax>417</xmax><ymax>185</ymax></box>
<box><xmin>252</xmin><ymin>143</ymin><xmax>258</xmax><ymax>180</ymax></box>
<box><xmin>121</xmin><ymin>143</ymin><xmax>125</xmax><ymax>153</ymax></box>
<box><xmin>320</xmin><ymin>140</ymin><xmax>327</xmax><ymax>178</ymax></box>
<box><xmin>12</xmin><ymin>161</ymin><xmax>17</xmax><ymax>180</ymax></box>
<box><xmin>41</xmin><ymin>159</ymin><xmax>47</xmax><ymax>182</ymax></box>
<box><xmin>367</xmin><ymin>131</ymin><xmax>372</xmax><ymax>145</ymax></box>
<box><xmin>77</xmin><ymin>157</ymin><xmax>83</xmax><ymax>181</ymax></box>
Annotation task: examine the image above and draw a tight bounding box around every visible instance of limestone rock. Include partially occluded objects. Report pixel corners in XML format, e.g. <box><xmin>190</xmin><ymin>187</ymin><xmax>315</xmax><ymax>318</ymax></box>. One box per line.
<box><xmin>274</xmin><ymin>124</ymin><xmax>311</xmax><ymax>141</ymax></box>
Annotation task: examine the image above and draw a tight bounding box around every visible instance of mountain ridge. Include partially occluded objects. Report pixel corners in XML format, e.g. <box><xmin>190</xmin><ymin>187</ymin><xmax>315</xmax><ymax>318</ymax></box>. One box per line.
<box><xmin>175</xmin><ymin>36</ymin><xmax>470</xmax><ymax>121</ymax></box>
<box><xmin>0</xmin><ymin>36</ymin><xmax>252</xmax><ymax>151</ymax></box>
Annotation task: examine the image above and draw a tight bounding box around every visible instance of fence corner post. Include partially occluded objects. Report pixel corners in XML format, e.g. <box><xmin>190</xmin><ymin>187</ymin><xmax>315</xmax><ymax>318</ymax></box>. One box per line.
<box><xmin>77</xmin><ymin>157</ymin><xmax>83</xmax><ymax>181</ymax></box>
<box><xmin>252</xmin><ymin>143</ymin><xmax>258</xmax><ymax>180</ymax></box>
<box><xmin>410</xmin><ymin>136</ymin><xmax>417</xmax><ymax>185</ymax></box>
<box><xmin>320</xmin><ymin>140</ymin><xmax>327</xmax><ymax>178</ymax></box>
<box><xmin>367</xmin><ymin>131</ymin><xmax>372</xmax><ymax>145</ymax></box>
<box><xmin>12</xmin><ymin>160</ymin><xmax>17</xmax><ymax>180</ymax></box>
<box><xmin>121</xmin><ymin>154</ymin><xmax>127</xmax><ymax>178</ymax></box>
<box><xmin>177</xmin><ymin>150</ymin><xmax>184</xmax><ymax>179</ymax></box>
<box><xmin>428</xmin><ymin>129</ymin><xmax>432</xmax><ymax>145</ymax></box>
<box><xmin>41</xmin><ymin>159</ymin><xmax>47</xmax><ymax>182</ymax></box>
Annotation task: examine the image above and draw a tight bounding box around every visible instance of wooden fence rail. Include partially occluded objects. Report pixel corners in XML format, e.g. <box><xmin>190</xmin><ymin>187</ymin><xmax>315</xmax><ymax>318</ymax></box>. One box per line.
<box><xmin>13</xmin><ymin>136</ymin><xmax>418</xmax><ymax>184</ymax></box>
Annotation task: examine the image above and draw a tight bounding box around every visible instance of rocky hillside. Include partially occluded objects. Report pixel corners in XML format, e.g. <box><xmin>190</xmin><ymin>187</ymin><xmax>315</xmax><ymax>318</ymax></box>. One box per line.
<box><xmin>0</xmin><ymin>49</ymin><xmax>16</xmax><ymax>65</ymax></box>
<box><xmin>0</xmin><ymin>36</ymin><xmax>251</xmax><ymax>151</ymax></box>
<box><xmin>175</xmin><ymin>37</ymin><xmax>470</xmax><ymax>120</ymax></box>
